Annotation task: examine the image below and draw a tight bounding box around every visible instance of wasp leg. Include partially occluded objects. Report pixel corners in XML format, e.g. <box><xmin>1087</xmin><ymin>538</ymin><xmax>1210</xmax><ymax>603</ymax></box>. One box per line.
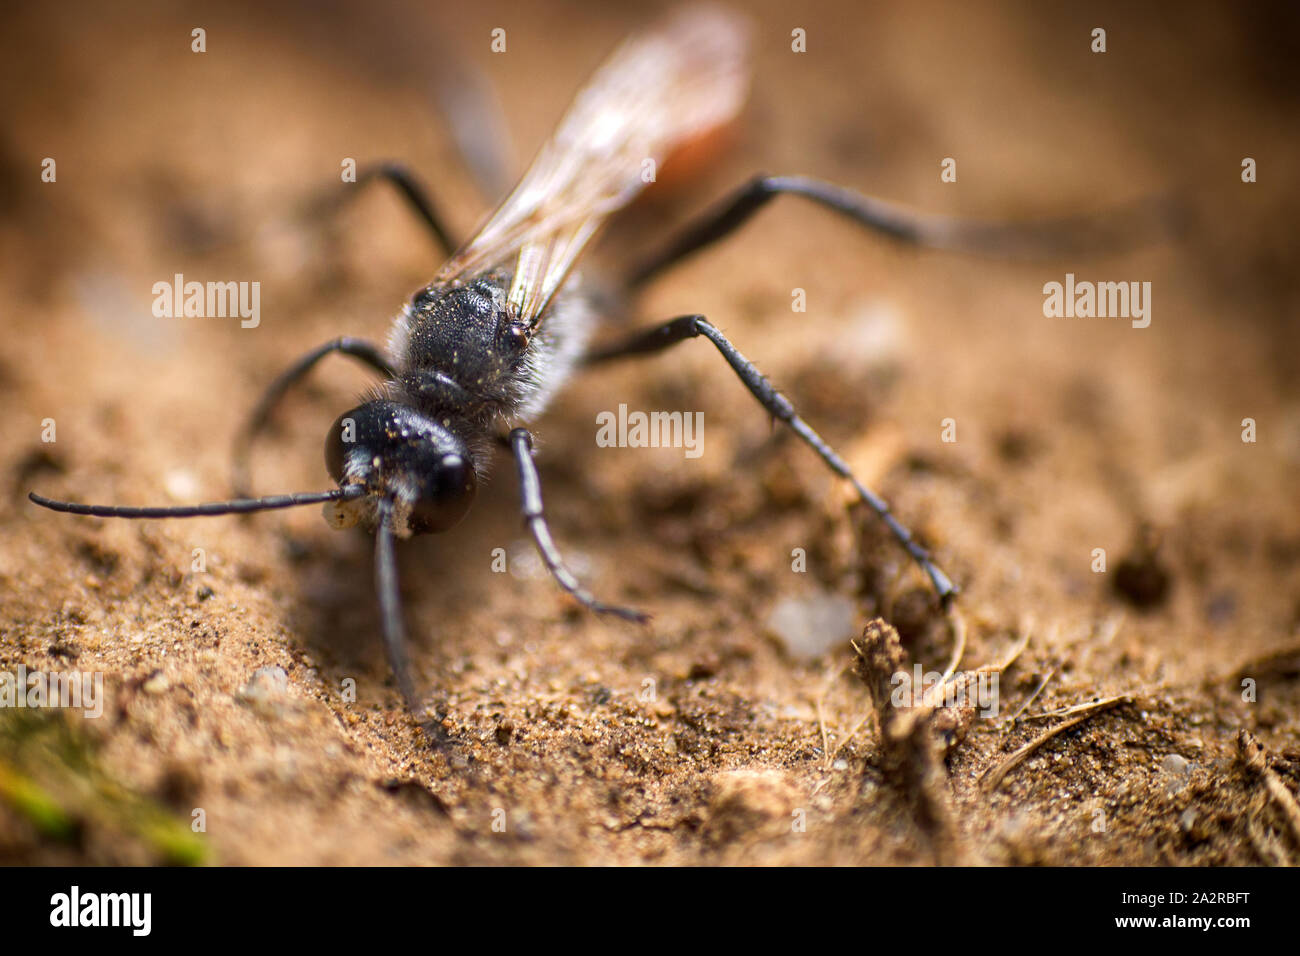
<box><xmin>584</xmin><ymin>315</ymin><xmax>958</xmax><ymax>606</ymax></box>
<box><xmin>373</xmin><ymin>499</ymin><xmax>450</xmax><ymax>739</ymax></box>
<box><xmin>232</xmin><ymin>337</ymin><xmax>394</xmax><ymax>497</ymax></box>
<box><xmin>509</xmin><ymin>428</ymin><xmax>649</xmax><ymax>623</ymax></box>
<box><xmin>373</xmin><ymin>498</ymin><xmax>424</xmax><ymax>715</ymax></box>
<box><xmin>304</xmin><ymin>161</ymin><xmax>458</xmax><ymax>256</ymax></box>
<box><xmin>626</xmin><ymin>173</ymin><xmax>1173</xmax><ymax>288</ymax></box>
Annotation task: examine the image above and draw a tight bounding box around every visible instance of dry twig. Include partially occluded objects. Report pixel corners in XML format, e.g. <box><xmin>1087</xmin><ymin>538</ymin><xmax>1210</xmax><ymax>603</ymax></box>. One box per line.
<box><xmin>981</xmin><ymin>694</ymin><xmax>1130</xmax><ymax>791</ymax></box>
<box><xmin>1237</xmin><ymin>729</ymin><xmax>1300</xmax><ymax>849</ymax></box>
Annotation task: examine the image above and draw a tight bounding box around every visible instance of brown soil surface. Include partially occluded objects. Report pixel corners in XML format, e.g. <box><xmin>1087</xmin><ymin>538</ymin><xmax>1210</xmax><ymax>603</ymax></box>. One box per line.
<box><xmin>2</xmin><ymin>0</ymin><xmax>1298</xmax><ymax>865</ymax></box>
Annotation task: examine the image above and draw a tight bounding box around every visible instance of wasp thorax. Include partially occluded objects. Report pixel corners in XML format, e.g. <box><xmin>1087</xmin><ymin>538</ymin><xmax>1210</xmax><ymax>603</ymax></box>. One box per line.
<box><xmin>324</xmin><ymin>400</ymin><xmax>476</xmax><ymax>534</ymax></box>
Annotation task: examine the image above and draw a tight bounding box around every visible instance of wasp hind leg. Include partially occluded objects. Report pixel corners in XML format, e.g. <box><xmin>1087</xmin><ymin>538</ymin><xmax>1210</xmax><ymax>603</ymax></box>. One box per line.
<box><xmin>584</xmin><ymin>315</ymin><xmax>958</xmax><ymax>606</ymax></box>
<box><xmin>625</xmin><ymin>173</ymin><xmax>1172</xmax><ymax>289</ymax></box>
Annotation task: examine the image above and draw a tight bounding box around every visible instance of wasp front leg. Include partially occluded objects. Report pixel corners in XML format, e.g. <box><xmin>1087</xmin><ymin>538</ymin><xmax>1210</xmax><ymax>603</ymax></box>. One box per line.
<box><xmin>509</xmin><ymin>428</ymin><xmax>650</xmax><ymax>623</ymax></box>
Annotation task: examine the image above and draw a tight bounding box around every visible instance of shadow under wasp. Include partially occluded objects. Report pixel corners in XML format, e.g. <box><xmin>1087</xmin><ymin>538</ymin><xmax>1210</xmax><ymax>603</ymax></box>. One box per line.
<box><xmin>30</xmin><ymin>6</ymin><xmax>1161</xmax><ymax>727</ymax></box>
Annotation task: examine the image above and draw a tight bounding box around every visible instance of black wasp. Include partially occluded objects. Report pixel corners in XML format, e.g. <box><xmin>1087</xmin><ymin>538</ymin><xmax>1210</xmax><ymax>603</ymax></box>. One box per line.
<box><xmin>33</xmin><ymin>6</ymin><xmax>986</xmax><ymax>723</ymax></box>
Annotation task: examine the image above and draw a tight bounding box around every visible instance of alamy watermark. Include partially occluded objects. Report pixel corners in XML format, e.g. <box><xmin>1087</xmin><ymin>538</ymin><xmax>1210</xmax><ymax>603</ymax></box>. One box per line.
<box><xmin>596</xmin><ymin>403</ymin><xmax>704</xmax><ymax>459</ymax></box>
<box><xmin>152</xmin><ymin>273</ymin><xmax>260</xmax><ymax>328</ymax></box>
<box><xmin>0</xmin><ymin>665</ymin><xmax>103</xmax><ymax>718</ymax></box>
<box><xmin>891</xmin><ymin>664</ymin><xmax>1000</xmax><ymax>718</ymax></box>
<box><xmin>1043</xmin><ymin>273</ymin><xmax>1151</xmax><ymax>328</ymax></box>
<box><xmin>50</xmin><ymin>886</ymin><xmax>150</xmax><ymax>936</ymax></box>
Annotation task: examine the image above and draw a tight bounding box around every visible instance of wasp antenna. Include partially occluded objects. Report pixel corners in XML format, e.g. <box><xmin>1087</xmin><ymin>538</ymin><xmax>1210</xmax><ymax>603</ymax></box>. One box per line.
<box><xmin>28</xmin><ymin>486</ymin><xmax>364</xmax><ymax>519</ymax></box>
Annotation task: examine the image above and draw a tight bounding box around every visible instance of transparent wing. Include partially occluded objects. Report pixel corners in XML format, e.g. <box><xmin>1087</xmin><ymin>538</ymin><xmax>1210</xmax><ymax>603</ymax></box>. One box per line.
<box><xmin>435</xmin><ymin>5</ymin><xmax>750</xmax><ymax>328</ymax></box>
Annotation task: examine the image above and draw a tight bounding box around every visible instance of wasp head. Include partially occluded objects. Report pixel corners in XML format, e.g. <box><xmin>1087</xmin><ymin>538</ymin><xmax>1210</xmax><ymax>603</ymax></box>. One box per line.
<box><xmin>323</xmin><ymin>400</ymin><xmax>477</xmax><ymax>536</ymax></box>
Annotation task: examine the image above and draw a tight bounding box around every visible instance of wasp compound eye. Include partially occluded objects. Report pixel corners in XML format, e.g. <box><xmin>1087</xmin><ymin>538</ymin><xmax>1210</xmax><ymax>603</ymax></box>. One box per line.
<box><xmin>409</xmin><ymin>453</ymin><xmax>476</xmax><ymax>533</ymax></box>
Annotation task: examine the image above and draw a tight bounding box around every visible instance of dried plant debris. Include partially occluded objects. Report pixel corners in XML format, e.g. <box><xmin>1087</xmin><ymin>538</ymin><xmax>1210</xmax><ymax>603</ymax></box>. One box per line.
<box><xmin>851</xmin><ymin>618</ymin><xmax>965</xmax><ymax>863</ymax></box>
<box><xmin>1236</xmin><ymin>729</ymin><xmax>1300</xmax><ymax>857</ymax></box>
<box><xmin>980</xmin><ymin>694</ymin><xmax>1132</xmax><ymax>791</ymax></box>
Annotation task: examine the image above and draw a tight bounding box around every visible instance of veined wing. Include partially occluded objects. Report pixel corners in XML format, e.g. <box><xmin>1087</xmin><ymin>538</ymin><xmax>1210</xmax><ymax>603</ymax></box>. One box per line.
<box><xmin>434</xmin><ymin>5</ymin><xmax>750</xmax><ymax>328</ymax></box>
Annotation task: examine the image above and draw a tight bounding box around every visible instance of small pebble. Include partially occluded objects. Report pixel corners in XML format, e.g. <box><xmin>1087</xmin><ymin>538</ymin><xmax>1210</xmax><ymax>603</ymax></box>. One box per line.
<box><xmin>1161</xmin><ymin>753</ymin><xmax>1190</xmax><ymax>775</ymax></box>
<box><xmin>239</xmin><ymin>667</ymin><xmax>289</xmax><ymax>713</ymax></box>
<box><xmin>765</xmin><ymin>591</ymin><xmax>856</xmax><ymax>660</ymax></box>
<box><xmin>142</xmin><ymin>671</ymin><xmax>170</xmax><ymax>694</ymax></box>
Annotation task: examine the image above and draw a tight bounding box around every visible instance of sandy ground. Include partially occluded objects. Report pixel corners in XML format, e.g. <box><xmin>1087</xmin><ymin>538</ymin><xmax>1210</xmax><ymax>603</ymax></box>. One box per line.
<box><xmin>1</xmin><ymin>0</ymin><xmax>1299</xmax><ymax>865</ymax></box>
